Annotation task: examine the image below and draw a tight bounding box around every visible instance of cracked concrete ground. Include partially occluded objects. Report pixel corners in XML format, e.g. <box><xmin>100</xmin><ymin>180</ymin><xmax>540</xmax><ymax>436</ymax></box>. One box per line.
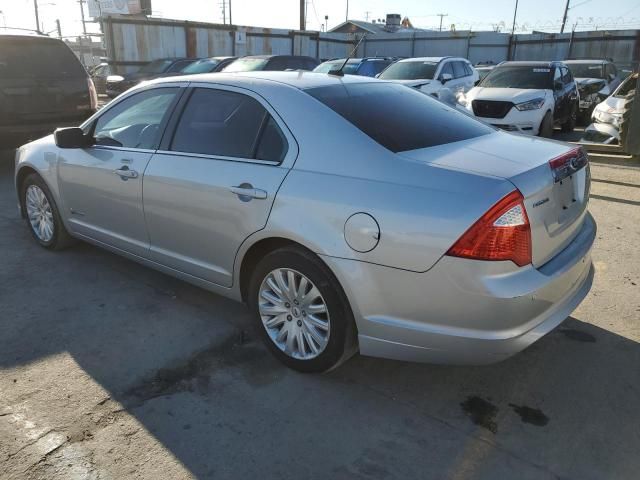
<box><xmin>1</xmin><ymin>150</ymin><xmax>639</xmax><ymax>480</ymax></box>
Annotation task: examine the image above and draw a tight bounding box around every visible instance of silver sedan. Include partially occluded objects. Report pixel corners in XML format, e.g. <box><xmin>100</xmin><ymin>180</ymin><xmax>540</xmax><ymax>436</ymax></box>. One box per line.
<box><xmin>15</xmin><ymin>72</ymin><xmax>595</xmax><ymax>372</ymax></box>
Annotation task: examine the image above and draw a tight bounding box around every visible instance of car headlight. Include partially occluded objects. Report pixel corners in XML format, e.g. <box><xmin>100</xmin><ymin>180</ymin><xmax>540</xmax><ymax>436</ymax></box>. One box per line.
<box><xmin>515</xmin><ymin>98</ymin><xmax>545</xmax><ymax>111</ymax></box>
<box><xmin>106</xmin><ymin>75</ymin><xmax>124</xmax><ymax>83</ymax></box>
<box><xmin>596</xmin><ymin>110</ymin><xmax>623</xmax><ymax>128</ymax></box>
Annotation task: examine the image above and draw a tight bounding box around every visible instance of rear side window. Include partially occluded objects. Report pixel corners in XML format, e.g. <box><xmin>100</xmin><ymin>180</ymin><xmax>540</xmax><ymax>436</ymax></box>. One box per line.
<box><xmin>0</xmin><ymin>37</ymin><xmax>85</xmax><ymax>79</ymax></box>
<box><xmin>306</xmin><ymin>83</ymin><xmax>493</xmax><ymax>153</ymax></box>
<box><xmin>171</xmin><ymin>88</ymin><xmax>287</xmax><ymax>161</ymax></box>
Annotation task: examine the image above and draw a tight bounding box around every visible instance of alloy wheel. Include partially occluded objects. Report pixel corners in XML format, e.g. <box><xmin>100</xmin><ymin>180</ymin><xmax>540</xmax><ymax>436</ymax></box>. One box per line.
<box><xmin>25</xmin><ymin>185</ymin><xmax>55</xmax><ymax>243</ymax></box>
<box><xmin>258</xmin><ymin>268</ymin><xmax>330</xmax><ymax>360</ymax></box>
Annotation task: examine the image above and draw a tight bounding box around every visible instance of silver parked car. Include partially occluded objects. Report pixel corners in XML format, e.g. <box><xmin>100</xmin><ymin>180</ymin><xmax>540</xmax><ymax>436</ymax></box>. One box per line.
<box><xmin>15</xmin><ymin>72</ymin><xmax>595</xmax><ymax>372</ymax></box>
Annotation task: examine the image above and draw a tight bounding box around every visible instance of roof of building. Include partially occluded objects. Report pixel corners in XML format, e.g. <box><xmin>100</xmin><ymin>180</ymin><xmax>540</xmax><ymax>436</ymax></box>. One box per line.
<box><xmin>328</xmin><ymin>19</ymin><xmax>428</xmax><ymax>34</ymax></box>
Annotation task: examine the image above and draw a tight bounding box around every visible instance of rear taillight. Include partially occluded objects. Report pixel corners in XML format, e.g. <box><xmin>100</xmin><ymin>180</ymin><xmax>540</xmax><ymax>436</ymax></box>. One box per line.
<box><xmin>548</xmin><ymin>147</ymin><xmax>588</xmax><ymax>183</ymax></box>
<box><xmin>446</xmin><ymin>190</ymin><xmax>532</xmax><ymax>267</ymax></box>
<box><xmin>88</xmin><ymin>78</ymin><xmax>98</xmax><ymax>111</ymax></box>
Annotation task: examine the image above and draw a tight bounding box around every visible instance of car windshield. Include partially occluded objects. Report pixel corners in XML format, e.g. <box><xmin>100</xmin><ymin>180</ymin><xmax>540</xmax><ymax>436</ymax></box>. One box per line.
<box><xmin>139</xmin><ymin>59</ymin><xmax>174</xmax><ymax>74</ymax></box>
<box><xmin>180</xmin><ymin>60</ymin><xmax>219</xmax><ymax>74</ymax></box>
<box><xmin>567</xmin><ymin>63</ymin><xmax>605</xmax><ymax>79</ymax></box>
<box><xmin>378</xmin><ymin>61</ymin><xmax>438</xmax><ymax>80</ymax></box>
<box><xmin>306</xmin><ymin>82</ymin><xmax>492</xmax><ymax>153</ymax></box>
<box><xmin>222</xmin><ymin>58</ymin><xmax>270</xmax><ymax>72</ymax></box>
<box><xmin>614</xmin><ymin>74</ymin><xmax>637</xmax><ymax>97</ymax></box>
<box><xmin>0</xmin><ymin>37</ymin><xmax>86</xmax><ymax>78</ymax></box>
<box><xmin>314</xmin><ymin>61</ymin><xmax>360</xmax><ymax>74</ymax></box>
<box><xmin>480</xmin><ymin>66</ymin><xmax>553</xmax><ymax>89</ymax></box>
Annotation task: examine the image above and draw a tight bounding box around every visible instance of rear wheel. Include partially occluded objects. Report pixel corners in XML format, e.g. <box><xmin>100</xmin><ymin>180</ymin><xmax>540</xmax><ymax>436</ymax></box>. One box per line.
<box><xmin>21</xmin><ymin>173</ymin><xmax>74</xmax><ymax>250</ymax></box>
<box><xmin>539</xmin><ymin>111</ymin><xmax>554</xmax><ymax>138</ymax></box>
<box><xmin>248</xmin><ymin>246</ymin><xmax>357</xmax><ymax>373</ymax></box>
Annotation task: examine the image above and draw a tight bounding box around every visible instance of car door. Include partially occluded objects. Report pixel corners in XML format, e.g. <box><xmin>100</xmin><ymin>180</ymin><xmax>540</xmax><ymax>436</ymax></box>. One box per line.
<box><xmin>562</xmin><ymin>66</ymin><xmax>578</xmax><ymax>118</ymax></box>
<box><xmin>143</xmin><ymin>84</ymin><xmax>297</xmax><ymax>287</ymax></box>
<box><xmin>57</xmin><ymin>85</ymin><xmax>183</xmax><ymax>257</ymax></box>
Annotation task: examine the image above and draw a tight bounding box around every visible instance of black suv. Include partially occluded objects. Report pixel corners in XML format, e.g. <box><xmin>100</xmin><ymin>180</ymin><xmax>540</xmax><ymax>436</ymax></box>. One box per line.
<box><xmin>0</xmin><ymin>32</ymin><xmax>97</xmax><ymax>147</ymax></box>
<box><xmin>222</xmin><ymin>55</ymin><xmax>319</xmax><ymax>73</ymax></box>
<box><xmin>105</xmin><ymin>58</ymin><xmax>199</xmax><ymax>98</ymax></box>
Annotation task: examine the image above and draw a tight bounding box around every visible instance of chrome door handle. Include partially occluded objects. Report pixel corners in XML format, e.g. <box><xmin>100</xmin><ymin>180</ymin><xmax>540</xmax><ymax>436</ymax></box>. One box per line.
<box><xmin>229</xmin><ymin>185</ymin><xmax>267</xmax><ymax>200</ymax></box>
<box><xmin>113</xmin><ymin>166</ymin><xmax>138</xmax><ymax>179</ymax></box>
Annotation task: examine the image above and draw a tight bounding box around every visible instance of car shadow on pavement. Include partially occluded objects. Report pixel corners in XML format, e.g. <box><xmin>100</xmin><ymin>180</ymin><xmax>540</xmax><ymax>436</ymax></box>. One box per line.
<box><xmin>1</xmin><ymin>153</ymin><xmax>639</xmax><ymax>480</ymax></box>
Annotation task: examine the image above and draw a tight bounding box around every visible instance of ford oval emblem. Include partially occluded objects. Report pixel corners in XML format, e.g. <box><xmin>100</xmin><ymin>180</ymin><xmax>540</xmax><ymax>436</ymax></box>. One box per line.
<box><xmin>570</xmin><ymin>157</ymin><xmax>579</xmax><ymax>169</ymax></box>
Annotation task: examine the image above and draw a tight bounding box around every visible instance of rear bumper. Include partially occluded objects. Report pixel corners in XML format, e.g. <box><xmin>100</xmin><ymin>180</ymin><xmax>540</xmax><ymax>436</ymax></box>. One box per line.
<box><xmin>322</xmin><ymin>212</ymin><xmax>596</xmax><ymax>365</ymax></box>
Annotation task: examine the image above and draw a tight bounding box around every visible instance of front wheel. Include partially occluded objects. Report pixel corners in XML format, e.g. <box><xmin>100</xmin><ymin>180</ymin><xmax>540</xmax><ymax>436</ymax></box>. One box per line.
<box><xmin>21</xmin><ymin>173</ymin><xmax>74</xmax><ymax>250</ymax></box>
<box><xmin>248</xmin><ymin>246</ymin><xmax>357</xmax><ymax>373</ymax></box>
<box><xmin>561</xmin><ymin>105</ymin><xmax>577</xmax><ymax>132</ymax></box>
<box><xmin>538</xmin><ymin>111</ymin><xmax>554</xmax><ymax>138</ymax></box>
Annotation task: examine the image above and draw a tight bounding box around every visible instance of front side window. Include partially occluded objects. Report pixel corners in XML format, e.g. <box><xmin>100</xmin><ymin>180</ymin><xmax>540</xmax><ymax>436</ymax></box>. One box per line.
<box><xmin>306</xmin><ymin>82</ymin><xmax>493</xmax><ymax>153</ymax></box>
<box><xmin>562</xmin><ymin>67</ymin><xmax>573</xmax><ymax>85</ymax></box>
<box><xmin>92</xmin><ymin>88</ymin><xmax>178</xmax><ymax>149</ymax></box>
<box><xmin>439</xmin><ymin>62</ymin><xmax>454</xmax><ymax>79</ymax></box>
<box><xmin>171</xmin><ymin>88</ymin><xmax>287</xmax><ymax>161</ymax></box>
<box><xmin>378</xmin><ymin>61</ymin><xmax>438</xmax><ymax>80</ymax></box>
<box><xmin>452</xmin><ymin>61</ymin><xmax>467</xmax><ymax>79</ymax></box>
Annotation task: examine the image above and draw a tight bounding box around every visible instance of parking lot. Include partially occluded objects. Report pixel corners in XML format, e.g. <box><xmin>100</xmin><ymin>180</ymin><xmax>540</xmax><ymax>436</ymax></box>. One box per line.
<box><xmin>1</xmin><ymin>143</ymin><xmax>639</xmax><ymax>479</ymax></box>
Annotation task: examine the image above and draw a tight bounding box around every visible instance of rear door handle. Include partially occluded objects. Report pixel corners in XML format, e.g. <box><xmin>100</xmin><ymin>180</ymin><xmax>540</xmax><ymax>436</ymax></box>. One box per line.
<box><xmin>229</xmin><ymin>185</ymin><xmax>267</xmax><ymax>200</ymax></box>
<box><xmin>113</xmin><ymin>166</ymin><xmax>138</xmax><ymax>179</ymax></box>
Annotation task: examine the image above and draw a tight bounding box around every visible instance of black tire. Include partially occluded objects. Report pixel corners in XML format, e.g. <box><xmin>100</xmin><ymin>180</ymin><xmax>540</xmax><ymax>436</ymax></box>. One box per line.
<box><xmin>539</xmin><ymin>111</ymin><xmax>554</xmax><ymax>138</ymax></box>
<box><xmin>21</xmin><ymin>173</ymin><xmax>74</xmax><ymax>250</ymax></box>
<box><xmin>248</xmin><ymin>246</ymin><xmax>357</xmax><ymax>373</ymax></box>
<box><xmin>561</xmin><ymin>104</ymin><xmax>577</xmax><ymax>132</ymax></box>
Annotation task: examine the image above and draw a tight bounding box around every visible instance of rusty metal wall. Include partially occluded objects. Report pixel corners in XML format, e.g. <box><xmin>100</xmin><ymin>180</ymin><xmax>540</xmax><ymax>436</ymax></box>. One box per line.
<box><xmin>103</xmin><ymin>17</ymin><xmax>640</xmax><ymax>73</ymax></box>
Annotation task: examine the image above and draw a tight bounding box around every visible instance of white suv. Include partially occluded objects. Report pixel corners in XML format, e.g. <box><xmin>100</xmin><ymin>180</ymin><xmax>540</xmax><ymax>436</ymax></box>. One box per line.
<box><xmin>461</xmin><ymin>61</ymin><xmax>579</xmax><ymax>137</ymax></box>
<box><xmin>378</xmin><ymin>56</ymin><xmax>478</xmax><ymax>96</ymax></box>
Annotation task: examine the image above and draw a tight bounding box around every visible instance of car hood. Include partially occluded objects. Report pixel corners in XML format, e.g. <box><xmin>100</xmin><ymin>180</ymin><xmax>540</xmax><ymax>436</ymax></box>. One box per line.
<box><xmin>386</xmin><ymin>79</ymin><xmax>434</xmax><ymax>88</ymax></box>
<box><xmin>466</xmin><ymin>87</ymin><xmax>548</xmax><ymax>103</ymax></box>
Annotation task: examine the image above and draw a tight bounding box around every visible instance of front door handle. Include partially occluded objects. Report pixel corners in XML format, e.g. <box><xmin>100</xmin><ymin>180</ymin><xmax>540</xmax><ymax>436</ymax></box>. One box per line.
<box><xmin>113</xmin><ymin>166</ymin><xmax>138</xmax><ymax>179</ymax></box>
<box><xmin>229</xmin><ymin>184</ymin><xmax>268</xmax><ymax>201</ymax></box>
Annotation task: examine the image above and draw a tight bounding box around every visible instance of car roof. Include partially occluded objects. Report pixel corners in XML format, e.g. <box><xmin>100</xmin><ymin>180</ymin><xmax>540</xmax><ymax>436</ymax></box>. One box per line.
<box><xmin>149</xmin><ymin>70</ymin><xmax>377</xmax><ymax>90</ymax></box>
<box><xmin>397</xmin><ymin>56</ymin><xmax>453</xmax><ymax>63</ymax></box>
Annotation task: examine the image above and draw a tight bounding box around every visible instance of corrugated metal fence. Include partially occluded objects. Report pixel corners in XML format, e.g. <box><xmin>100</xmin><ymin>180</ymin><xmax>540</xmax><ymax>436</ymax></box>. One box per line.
<box><xmin>103</xmin><ymin>17</ymin><xmax>640</xmax><ymax>73</ymax></box>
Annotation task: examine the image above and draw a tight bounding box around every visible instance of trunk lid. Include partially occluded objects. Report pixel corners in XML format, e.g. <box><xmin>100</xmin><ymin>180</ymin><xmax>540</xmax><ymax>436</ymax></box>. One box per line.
<box><xmin>399</xmin><ymin>131</ymin><xmax>590</xmax><ymax>268</ymax></box>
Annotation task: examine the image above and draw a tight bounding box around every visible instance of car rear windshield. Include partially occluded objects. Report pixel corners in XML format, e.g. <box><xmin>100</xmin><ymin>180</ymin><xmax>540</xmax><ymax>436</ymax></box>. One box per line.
<box><xmin>566</xmin><ymin>63</ymin><xmax>604</xmax><ymax>79</ymax></box>
<box><xmin>180</xmin><ymin>60</ymin><xmax>219</xmax><ymax>74</ymax></box>
<box><xmin>378</xmin><ymin>61</ymin><xmax>438</xmax><ymax>80</ymax></box>
<box><xmin>0</xmin><ymin>37</ymin><xmax>86</xmax><ymax>79</ymax></box>
<box><xmin>480</xmin><ymin>66</ymin><xmax>553</xmax><ymax>89</ymax></box>
<box><xmin>313</xmin><ymin>61</ymin><xmax>359</xmax><ymax>74</ymax></box>
<box><xmin>306</xmin><ymin>82</ymin><xmax>493</xmax><ymax>153</ymax></box>
<box><xmin>222</xmin><ymin>58</ymin><xmax>270</xmax><ymax>72</ymax></box>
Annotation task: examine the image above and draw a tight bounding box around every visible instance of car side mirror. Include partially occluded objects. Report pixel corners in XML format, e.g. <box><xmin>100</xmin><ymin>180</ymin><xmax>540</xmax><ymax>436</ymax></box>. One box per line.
<box><xmin>54</xmin><ymin>127</ymin><xmax>92</xmax><ymax>149</ymax></box>
<box><xmin>440</xmin><ymin>73</ymin><xmax>453</xmax><ymax>84</ymax></box>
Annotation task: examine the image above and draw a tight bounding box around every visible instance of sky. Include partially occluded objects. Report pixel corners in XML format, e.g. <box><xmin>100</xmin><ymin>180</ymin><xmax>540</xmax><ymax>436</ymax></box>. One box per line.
<box><xmin>1</xmin><ymin>0</ymin><xmax>640</xmax><ymax>38</ymax></box>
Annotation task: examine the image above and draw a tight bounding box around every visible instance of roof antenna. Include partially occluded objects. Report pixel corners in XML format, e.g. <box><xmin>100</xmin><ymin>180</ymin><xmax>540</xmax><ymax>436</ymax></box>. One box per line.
<box><xmin>328</xmin><ymin>34</ymin><xmax>366</xmax><ymax>76</ymax></box>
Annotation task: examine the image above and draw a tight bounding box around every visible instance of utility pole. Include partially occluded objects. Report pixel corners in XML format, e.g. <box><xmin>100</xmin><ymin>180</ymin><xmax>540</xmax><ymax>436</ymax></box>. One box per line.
<box><xmin>560</xmin><ymin>0</ymin><xmax>570</xmax><ymax>33</ymax></box>
<box><xmin>78</xmin><ymin>0</ymin><xmax>87</xmax><ymax>36</ymax></box>
<box><xmin>365</xmin><ymin>11</ymin><xmax>371</xmax><ymax>22</ymax></box>
<box><xmin>437</xmin><ymin>13</ymin><xmax>448</xmax><ymax>32</ymax></box>
<box><xmin>33</xmin><ymin>0</ymin><xmax>41</xmax><ymax>33</ymax></box>
<box><xmin>221</xmin><ymin>0</ymin><xmax>226</xmax><ymax>24</ymax></box>
<box><xmin>299</xmin><ymin>0</ymin><xmax>305</xmax><ymax>30</ymax></box>
<box><xmin>345</xmin><ymin>0</ymin><xmax>349</xmax><ymax>22</ymax></box>
<box><xmin>228</xmin><ymin>0</ymin><xmax>232</xmax><ymax>25</ymax></box>
<box><xmin>511</xmin><ymin>0</ymin><xmax>519</xmax><ymax>35</ymax></box>
<box><xmin>56</xmin><ymin>19</ymin><xmax>62</xmax><ymax>38</ymax></box>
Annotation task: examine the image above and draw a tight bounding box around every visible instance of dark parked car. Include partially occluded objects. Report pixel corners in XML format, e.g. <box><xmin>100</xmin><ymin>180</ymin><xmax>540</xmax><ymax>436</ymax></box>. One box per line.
<box><xmin>89</xmin><ymin>62</ymin><xmax>113</xmax><ymax>95</ymax></box>
<box><xmin>565</xmin><ymin>59</ymin><xmax>621</xmax><ymax>122</ymax></box>
<box><xmin>0</xmin><ymin>32</ymin><xmax>97</xmax><ymax>147</ymax></box>
<box><xmin>172</xmin><ymin>56</ymin><xmax>237</xmax><ymax>75</ymax></box>
<box><xmin>105</xmin><ymin>58</ymin><xmax>199</xmax><ymax>98</ymax></box>
<box><xmin>313</xmin><ymin>57</ymin><xmax>396</xmax><ymax>77</ymax></box>
<box><xmin>222</xmin><ymin>55</ymin><xmax>319</xmax><ymax>73</ymax></box>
